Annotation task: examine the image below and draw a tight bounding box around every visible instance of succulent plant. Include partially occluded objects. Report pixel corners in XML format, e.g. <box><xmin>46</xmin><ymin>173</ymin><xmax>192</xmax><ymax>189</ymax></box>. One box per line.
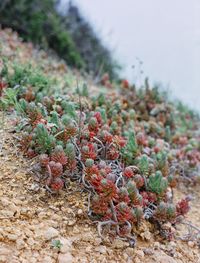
<box><xmin>85</xmin><ymin>158</ymin><xmax>94</xmax><ymax>168</ymax></box>
<box><xmin>34</xmin><ymin>123</ymin><xmax>56</xmax><ymax>153</ymax></box>
<box><xmin>147</xmin><ymin>171</ymin><xmax>168</xmax><ymax>196</ymax></box>
<box><xmin>98</xmin><ymin>178</ymin><xmax>117</xmax><ymax>200</ymax></box>
<box><xmin>51</xmin><ymin>111</ymin><xmax>59</xmax><ymax>127</ymax></box>
<box><xmin>116</xmin><ymin>202</ymin><xmax>132</xmax><ymax>223</ymax></box>
<box><xmin>50</xmin><ymin>145</ymin><xmax>68</xmax><ymax>165</ymax></box>
<box><xmin>88</xmin><ymin>117</ymin><xmax>99</xmax><ymax>133</ymax></box>
<box><xmin>39</xmin><ymin>154</ymin><xmax>50</xmax><ymax>167</ymax></box>
<box><xmin>138</xmin><ymin>154</ymin><xmax>149</xmax><ymax>176</ymax></box>
<box><xmin>133</xmin><ymin>174</ymin><xmax>144</xmax><ymax>188</ymax></box>
<box><xmin>49</xmin><ymin>161</ymin><xmax>63</xmax><ymax>177</ymax></box>
<box><xmin>122</xmin><ymin>131</ymin><xmax>138</xmax><ymax>164</ymax></box>
<box><xmin>176</xmin><ymin>198</ymin><xmax>190</xmax><ymax>216</ymax></box>
<box><xmin>50</xmin><ymin>177</ymin><xmax>64</xmax><ymax>191</ymax></box>
<box><xmin>123</xmin><ymin>167</ymin><xmax>134</xmax><ymax>178</ymax></box>
<box><xmin>2</xmin><ymin>57</ymin><xmax>196</xmax><ymax>242</ymax></box>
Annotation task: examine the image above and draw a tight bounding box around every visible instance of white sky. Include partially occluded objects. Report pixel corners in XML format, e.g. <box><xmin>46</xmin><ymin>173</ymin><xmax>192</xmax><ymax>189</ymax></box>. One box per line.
<box><xmin>61</xmin><ymin>0</ymin><xmax>200</xmax><ymax>111</ymax></box>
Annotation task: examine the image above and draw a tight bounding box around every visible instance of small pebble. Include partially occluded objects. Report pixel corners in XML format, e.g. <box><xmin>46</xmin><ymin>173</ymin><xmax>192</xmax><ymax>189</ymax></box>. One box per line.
<box><xmin>188</xmin><ymin>241</ymin><xmax>195</xmax><ymax>248</ymax></box>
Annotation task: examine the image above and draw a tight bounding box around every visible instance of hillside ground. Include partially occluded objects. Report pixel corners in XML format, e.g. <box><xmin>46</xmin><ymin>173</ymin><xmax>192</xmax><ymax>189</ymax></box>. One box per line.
<box><xmin>0</xmin><ymin>28</ymin><xmax>200</xmax><ymax>263</ymax></box>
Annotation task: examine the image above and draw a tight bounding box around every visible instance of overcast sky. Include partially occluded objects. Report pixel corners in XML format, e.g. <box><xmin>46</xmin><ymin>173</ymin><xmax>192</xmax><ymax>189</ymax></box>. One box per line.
<box><xmin>61</xmin><ymin>0</ymin><xmax>200</xmax><ymax>111</ymax></box>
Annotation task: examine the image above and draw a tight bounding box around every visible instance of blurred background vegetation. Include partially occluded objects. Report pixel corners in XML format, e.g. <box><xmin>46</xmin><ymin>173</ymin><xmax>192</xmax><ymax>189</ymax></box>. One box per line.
<box><xmin>0</xmin><ymin>0</ymin><xmax>120</xmax><ymax>80</ymax></box>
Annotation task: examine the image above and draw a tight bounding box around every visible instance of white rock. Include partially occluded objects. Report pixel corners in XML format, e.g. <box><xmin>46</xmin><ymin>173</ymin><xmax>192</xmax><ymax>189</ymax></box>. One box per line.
<box><xmin>152</xmin><ymin>251</ymin><xmax>177</xmax><ymax>263</ymax></box>
<box><xmin>16</xmin><ymin>239</ymin><xmax>26</xmax><ymax>250</ymax></box>
<box><xmin>42</xmin><ymin>256</ymin><xmax>54</xmax><ymax>263</ymax></box>
<box><xmin>7</xmin><ymin>234</ymin><xmax>18</xmax><ymax>241</ymax></box>
<box><xmin>141</xmin><ymin>230</ymin><xmax>152</xmax><ymax>241</ymax></box>
<box><xmin>125</xmin><ymin>247</ymin><xmax>135</xmax><ymax>256</ymax></box>
<box><xmin>123</xmin><ymin>252</ymin><xmax>128</xmax><ymax>260</ymax></box>
<box><xmin>169</xmin><ymin>241</ymin><xmax>176</xmax><ymax>247</ymax></box>
<box><xmin>67</xmin><ymin>219</ymin><xmax>76</xmax><ymax>226</ymax></box>
<box><xmin>20</xmin><ymin>208</ymin><xmax>29</xmax><ymax>215</ymax></box>
<box><xmin>77</xmin><ymin>209</ymin><xmax>83</xmax><ymax>215</ymax></box>
<box><xmin>29</xmin><ymin>183</ymin><xmax>40</xmax><ymax>191</ymax></box>
<box><xmin>157</xmin><ymin>255</ymin><xmax>176</xmax><ymax>263</ymax></box>
<box><xmin>112</xmin><ymin>239</ymin><xmax>129</xmax><ymax>249</ymax></box>
<box><xmin>58</xmin><ymin>253</ymin><xmax>74</xmax><ymax>263</ymax></box>
<box><xmin>27</xmin><ymin>237</ymin><xmax>35</xmax><ymax>246</ymax></box>
<box><xmin>93</xmin><ymin>237</ymin><xmax>102</xmax><ymax>245</ymax></box>
<box><xmin>85</xmin><ymin>246</ymin><xmax>92</xmax><ymax>253</ymax></box>
<box><xmin>188</xmin><ymin>241</ymin><xmax>195</xmax><ymax>248</ymax></box>
<box><xmin>134</xmin><ymin>257</ymin><xmax>141</xmax><ymax>263</ymax></box>
<box><xmin>9</xmin><ymin>203</ymin><xmax>18</xmax><ymax>213</ymax></box>
<box><xmin>1</xmin><ymin>198</ymin><xmax>10</xmax><ymax>207</ymax></box>
<box><xmin>95</xmin><ymin>245</ymin><xmax>107</xmax><ymax>254</ymax></box>
<box><xmin>29</xmin><ymin>258</ymin><xmax>37</xmax><ymax>263</ymax></box>
<box><xmin>38</xmin><ymin>212</ymin><xmax>47</xmax><ymax>219</ymax></box>
<box><xmin>153</xmin><ymin>242</ymin><xmax>160</xmax><ymax>249</ymax></box>
<box><xmin>135</xmin><ymin>250</ymin><xmax>144</xmax><ymax>259</ymax></box>
<box><xmin>44</xmin><ymin>227</ymin><xmax>59</xmax><ymax>240</ymax></box>
<box><xmin>1</xmin><ymin>210</ymin><xmax>14</xmax><ymax>217</ymax></box>
<box><xmin>60</xmin><ymin>238</ymin><xmax>72</xmax><ymax>254</ymax></box>
<box><xmin>0</xmin><ymin>246</ymin><xmax>11</xmax><ymax>255</ymax></box>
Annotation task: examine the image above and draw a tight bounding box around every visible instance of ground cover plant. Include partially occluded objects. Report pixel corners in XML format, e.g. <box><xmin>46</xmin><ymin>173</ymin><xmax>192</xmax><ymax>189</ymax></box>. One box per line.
<box><xmin>1</xmin><ymin>57</ymin><xmax>200</xmax><ymax>248</ymax></box>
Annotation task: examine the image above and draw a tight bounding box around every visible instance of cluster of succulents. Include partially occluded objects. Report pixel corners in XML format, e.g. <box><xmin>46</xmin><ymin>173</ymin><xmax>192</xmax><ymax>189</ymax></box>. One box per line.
<box><xmin>1</xmin><ymin>62</ymin><xmax>200</xmax><ymax>242</ymax></box>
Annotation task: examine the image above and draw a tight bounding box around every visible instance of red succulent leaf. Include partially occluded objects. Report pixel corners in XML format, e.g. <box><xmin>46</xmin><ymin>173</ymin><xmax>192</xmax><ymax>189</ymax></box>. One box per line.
<box><xmin>102</xmin><ymin>208</ymin><xmax>113</xmax><ymax>220</ymax></box>
<box><xmin>85</xmin><ymin>165</ymin><xmax>100</xmax><ymax>177</ymax></box>
<box><xmin>101</xmin><ymin>130</ymin><xmax>113</xmax><ymax>144</ymax></box>
<box><xmin>116</xmin><ymin>187</ymin><xmax>130</xmax><ymax>204</ymax></box>
<box><xmin>88</xmin><ymin>117</ymin><xmax>99</xmax><ymax>133</ymax></box>
<box><xmin>123</xmin><ymin>167</ymin><xmax>134</xmax><ymax>178</ymax></box>
<box><xmin>89</xmin><ymin>174</ymin><xmax>103</xmax><ymax>191</ymax></box>
<box><xmin>119</xmin><ymin>225</ymin><xmax>131</xmax><ymax>237</ymax></box>
<box><xmin>39</xmin><ymin>154</ymin><xmax>50</xmax><ymax>167</ymax></box>
<box><xmin>176</xmin><ymin>198</ymin><xmax>190</xmax><ymax>216</ymax></box>
<box><xmin>133</xmin><ymin>174</ymin><xmax>144</xmax><ymax>188</ymax></box>
<box><xmin>132</xmin><ymin>193</ymin><xmax>143</xmax><ymax>206</ymax></box>
<box><xmin>66</xmin><ymin>158</ymin><xmax>77</xmax><ymax>171</ymax></box>
<box><xmin>116</xmin><ymin>202</ymin><xmax>132</xmax><ymax>223</ymax></box>
<box><xmin>113</xmin><ymin>135</ymin><xmax>126</xmax><ymax>148</ymax></box>
<box><xmin>91</xmin><ymin>195</ymin><xmax>109</xmax><ymax>215</ymax></box>
<box><xmin>49</xmin><ymin>161</ymin><xmax>63</xmax><ymax>177</ymax></box>
<box><xmin>136</xmin><ymin>132</ymin><xmax>147</xmax><ymax>146</ymax></box>
<box><xmin>26</xmin><ymin>148</ymin><xmax>37</xmax><ymax>158</ymax></box>
<box><xmin>107</xmin><ymin>146</ymin><xmax>119</xmax><ymax>160</ymax></box>
<box><xmin>94</xmin><ymin>112</ymin><xmax>102</xmax><ymax>125</ymax></box>
<box><xmin>20</xmin><ymin>134</ymin><xmax>33</xmax><ymax>152</ymax></box>
<box><xmin>141</xmin><ymin>191</ymin><xmax>157</xmax><ymax>207</ymax></box>
<box><xmin>58</xmin><ymin>125</ymin><xmax>77</xmax><ymax>142</ymax></box>
<box><xmin>50</xmin><ymin>177</ymin><xmax>64</xmax><ymax>191</ymax></box>
<box><xmin>98</xmin><ymin>179</ymin><xmax>118</xmax><ymax>200</ymax></box>
<box><xmin>81</xmin><ymin>143</ymin><xmax>97</xmax><ymax>161</ymax></box>
<box><xmin>50</xmin><ymin>147</ymin><xmax>68</xmax><ymax>165</ymax></box>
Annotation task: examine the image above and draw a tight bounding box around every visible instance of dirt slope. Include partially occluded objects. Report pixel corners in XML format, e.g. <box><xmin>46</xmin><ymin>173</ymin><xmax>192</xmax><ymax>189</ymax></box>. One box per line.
<box><xmin>0</xmin><ymin>28</ymin><xmax>200</xmax><ymax>263</ymax></box>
